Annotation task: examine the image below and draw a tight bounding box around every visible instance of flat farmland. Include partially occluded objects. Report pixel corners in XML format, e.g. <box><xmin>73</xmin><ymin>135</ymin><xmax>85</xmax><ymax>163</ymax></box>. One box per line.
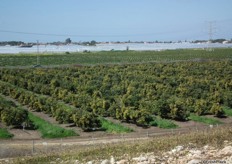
<box><xmin>1</xmin><ymin>48</ymin><xmax>232</xmax><ymax>67</ymax></box>
<box><xmin>0</xmin><ymin>49</ymin><xmax>232</xmax><ymax>140</ymax></box>
<box><xmin>1</xmin><ymin>48</ymin><xmax>232</xmax><ymax>163</ymax></box>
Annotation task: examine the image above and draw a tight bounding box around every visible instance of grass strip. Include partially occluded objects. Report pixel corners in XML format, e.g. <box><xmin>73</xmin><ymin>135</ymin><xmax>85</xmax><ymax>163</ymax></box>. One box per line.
<box><xmin>189</xmin><ymin>113</ymin><xmax>223</xmax><ymax>125</ymax></box>
<box><xmin>223</xmin><ymin>106</ymin><xmax>232</xmax><ymax>117</ymax></box>
<box><xmin>0</xmin><ymin>128</ymin><xmax>13</xmax><ymax>139</ymax></box>
<box><xmin>28</xmin><ymin>112</ymin><xmax>77</xmax><ymax>138</ymax></box>
<box><xmin>150</xmin><ymin>117</ymin><xmax>178</xmax><ymax>129</ymax></box>
<box><xmin>100</xmin><ymin>118</ymin><xmax>133</xmax><ymax>133</ymax></box>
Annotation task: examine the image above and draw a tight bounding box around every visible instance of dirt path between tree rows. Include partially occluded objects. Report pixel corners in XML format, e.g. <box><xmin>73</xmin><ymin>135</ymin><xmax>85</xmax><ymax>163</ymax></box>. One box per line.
<box><xmin>1</xmin><ymin>94</ymin><xmax>232</xmax><ymax>159</ymax></box>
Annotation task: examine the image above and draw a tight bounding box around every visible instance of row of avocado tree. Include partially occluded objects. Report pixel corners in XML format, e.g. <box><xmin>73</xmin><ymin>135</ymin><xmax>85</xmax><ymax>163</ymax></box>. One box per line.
<box><xmin>0</xmin><ymin>95</ymin><xmax>28</xmax><ymax>127</ymax></box>
<box><xmin>0</xmin><ymin>81</ymin><xmax>101</xmax><ymax>131</ymax></box>
<box><xmin>1</xmin><ymin>61</ymin><xmax>232</xmax><ymax>121</ymax></box>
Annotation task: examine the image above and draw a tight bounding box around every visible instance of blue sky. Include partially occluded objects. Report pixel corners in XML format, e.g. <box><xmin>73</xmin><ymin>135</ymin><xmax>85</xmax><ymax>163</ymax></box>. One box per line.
<box><xmin>0</xmin><ymin>0</ymin><xmax>232</xmax><ymax>42</ymax></box>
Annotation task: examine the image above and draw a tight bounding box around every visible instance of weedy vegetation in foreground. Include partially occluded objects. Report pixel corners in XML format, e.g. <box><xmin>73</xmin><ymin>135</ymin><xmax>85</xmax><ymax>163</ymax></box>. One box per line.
<box><xmin>13</xmin><ymin>126</ymin><xmax>232</xmax><ymax>164</ymax></box>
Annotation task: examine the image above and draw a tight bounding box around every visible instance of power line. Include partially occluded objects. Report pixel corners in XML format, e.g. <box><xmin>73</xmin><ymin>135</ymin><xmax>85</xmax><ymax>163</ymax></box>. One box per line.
<box><xmin>0</xmin><ymin>29</ymin><xmax>94</xmax><ymax>37</ymax></box>
<box><xmin>0</xmin><ymin>29</ymin><xmax>199</xmax><ymax>38</ymax></box>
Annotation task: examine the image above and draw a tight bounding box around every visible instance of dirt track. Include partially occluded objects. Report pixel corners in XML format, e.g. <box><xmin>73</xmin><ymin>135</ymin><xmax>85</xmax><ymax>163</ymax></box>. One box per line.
<box><xmin>1</xmin><ymin>122</ymin><xmax>232</xmax><ymax>159</ymax></box>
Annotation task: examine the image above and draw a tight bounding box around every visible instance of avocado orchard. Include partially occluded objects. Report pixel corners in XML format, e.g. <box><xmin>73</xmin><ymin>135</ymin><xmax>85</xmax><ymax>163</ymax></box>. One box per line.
<box><xmin>0</xmin><ymin>60</ymin><xmax>232</xmax><ymax>129</ymax></box>
<box><xmin>0</xmin><ymin>95</ymin><xmax>28</xmax><ymax>126</ymax></box>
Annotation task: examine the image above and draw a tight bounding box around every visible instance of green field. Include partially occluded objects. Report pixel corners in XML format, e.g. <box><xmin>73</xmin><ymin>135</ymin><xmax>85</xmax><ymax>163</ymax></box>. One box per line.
<box><xmin>0</xmin><ymin>48</ymin><xmax>232</xmax><ymax>67</ymax></box>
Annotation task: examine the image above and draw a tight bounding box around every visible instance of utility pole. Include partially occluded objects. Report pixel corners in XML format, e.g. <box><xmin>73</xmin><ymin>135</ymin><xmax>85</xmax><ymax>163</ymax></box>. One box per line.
<box><xmin>37</xmin><ymin>40</ymin><xmax>39</xmax><ymax>53</ymax></box>
<box><xmin>36</xmin><ymin>40</ymin><xmax>40</xmax><ymax>66</ymax></box>
<box><xmin>208</xmin><ymin>21</ymin><xmax>215</xmax><ymax>42</ymax></box>
<box><xmin>206</xmin><ymin>21</ymin><xmax>216</xmax><ymax>51</ymax></box>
